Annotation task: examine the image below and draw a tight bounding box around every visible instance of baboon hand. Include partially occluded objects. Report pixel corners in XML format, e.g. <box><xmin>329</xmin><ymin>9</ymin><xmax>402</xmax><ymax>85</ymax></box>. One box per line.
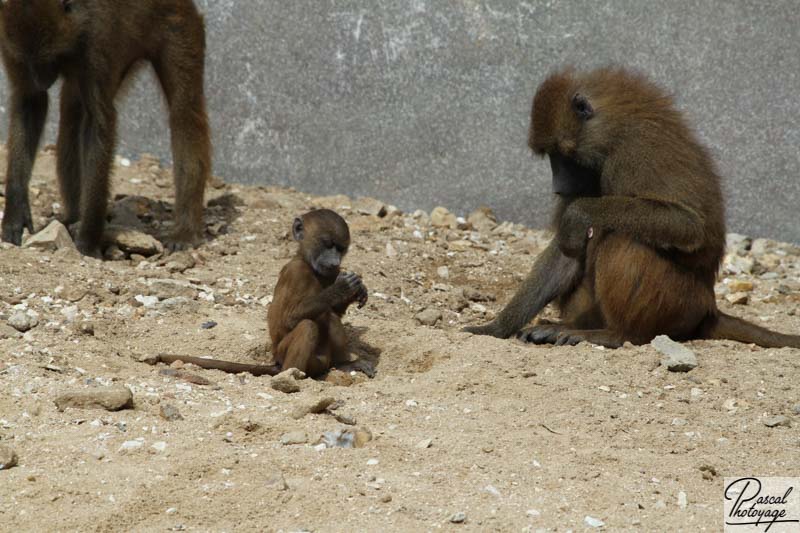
<box><xmin>333</xmin><ymin>271</ymin><xmax>363</xmax><ymax>304</ymax></box>
<box><xmin>557</xmin><ymin>202</ymin><xmax>593</xmax><ymax>258</ymax></box>
<box><xmin>1</xmin><ymin>196</ymin><xmax>34</xmax><ymax>246</ymax></box>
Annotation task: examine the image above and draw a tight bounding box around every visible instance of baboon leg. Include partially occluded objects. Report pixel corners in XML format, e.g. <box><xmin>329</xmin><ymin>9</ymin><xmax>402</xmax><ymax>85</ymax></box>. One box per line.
<box><xmin>154</xmin><ymin>41</ymin><xmax>210</xmax><ymax>251</ymax></box>
<box><xmin>76</xmin><ymin>86</ymin><xmax>117</xmax><ymax>257</ymax></box>
<box><xmin>328</xmin><ymin>313</ymin><xmax>356</xmax><ymax>363</ymax></box>
<box><xmin>1</xmin><ymin>91</ymin><xmax>48</xmax><ymax>244</ymax></box>
<box><xmin>595</xmin><ymin>235</ymin><xmax>714</xmax><ymax>344</ymax></box>
<box><xmin>278</xmin><ymin>319</ymin><xmax>331</xmax><ymax>377</ymax></box>
<box><xmin>57</xmin><ymin>79</ymin><xmax>84</xmax><ymax>225</ymax></box>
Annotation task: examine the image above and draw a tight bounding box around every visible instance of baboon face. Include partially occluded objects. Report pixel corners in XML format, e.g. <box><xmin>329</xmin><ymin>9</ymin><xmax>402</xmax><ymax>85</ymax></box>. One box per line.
<box><xmin>0</xmin><ymin>0</ymin><xmax>86</xmax><ymax>90</ymax></box>
<box><xmin>293</xmin><ymin>209</ymin><xmax>351</xmax><ymax>279</ymax></box>
<box><xmin>529</xmin><ymin>71</ymin><xmax>601</xmax><ymax>198</ymax></box>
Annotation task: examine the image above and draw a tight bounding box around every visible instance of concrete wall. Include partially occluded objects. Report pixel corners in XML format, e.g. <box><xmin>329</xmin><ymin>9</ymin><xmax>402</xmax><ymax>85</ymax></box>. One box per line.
<box><xmin>2</xmin><ymin>0</ymin><xmax>799</xmax><ymax>242</ymax></box>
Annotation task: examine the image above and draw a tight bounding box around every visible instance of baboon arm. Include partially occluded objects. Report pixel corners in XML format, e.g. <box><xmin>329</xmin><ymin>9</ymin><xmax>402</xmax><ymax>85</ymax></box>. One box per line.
<box><xmin>568</xmin><ymin>196</ymin><xmax>705</xmax><ymax>252</ymax></box>
<box><xmin>463</xmin><ymin>242</ymin><xmax>582</xmax><ymax>338</ymax></box>
<box><xmin>286</xmin><ymin>290</ymin><xmax>338</xmax><ymax>330</ymax></box>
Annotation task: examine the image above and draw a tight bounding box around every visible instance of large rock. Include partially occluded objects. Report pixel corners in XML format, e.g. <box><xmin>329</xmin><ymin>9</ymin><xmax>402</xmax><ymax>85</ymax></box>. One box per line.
<box><xmin>467</xmin><ymin>206</ymin><xmax>498</xmax><ymax>233</ymax></box>
<box><xmin>23</xmin><ymin>221</ymin><xmax>76</xmax><ymax>252</ymax></box>
<box><xmin>652</xmin><ymin>335</ymin><xmax>698</xmax><ymax>372</ymax></box>
<box><xmin>430</xmin><ymin>206</ymin><xmax>458</xmax><ymax>229</ymax></box>
<box><xmin>104</xmin><ymin>225</ymin><xmax>163</xmax><ymax>256</ymax></box>
<box><xmin>415</xmin><ymin>308</ymin><xmax>442</xmax><ymax>326</ymax></box>
<box><xmin>8</xmin><ymin>311</ymin><xmax>38</xmax><ymax>333</ymax></box>
<box><xmin>55</xmin><ymin>386</ymin><xmax>134</xmax><ymax>412</ymax></box>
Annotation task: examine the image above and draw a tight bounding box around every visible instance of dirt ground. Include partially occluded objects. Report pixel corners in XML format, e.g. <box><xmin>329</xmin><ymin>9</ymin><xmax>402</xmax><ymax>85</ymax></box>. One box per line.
<box><xmin>0</xmin><ymin>148</ymin><xmax>798</xmax><ymax>532</ymax></box>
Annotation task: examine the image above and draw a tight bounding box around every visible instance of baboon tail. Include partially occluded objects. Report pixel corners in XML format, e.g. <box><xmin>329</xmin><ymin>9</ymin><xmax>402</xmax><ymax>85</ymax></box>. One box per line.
<box><xmin>702</xmin><ymin>312</ymin><xmax>800</xmax><ymax>349</ymax></box>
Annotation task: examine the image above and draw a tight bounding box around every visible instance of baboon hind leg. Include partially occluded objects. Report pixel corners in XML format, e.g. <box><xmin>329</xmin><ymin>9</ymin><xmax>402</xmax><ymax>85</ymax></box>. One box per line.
<box><xmin>154</xmin><ymin>39</ymin><xmax>210</xmax><ymax>251</ymax></box>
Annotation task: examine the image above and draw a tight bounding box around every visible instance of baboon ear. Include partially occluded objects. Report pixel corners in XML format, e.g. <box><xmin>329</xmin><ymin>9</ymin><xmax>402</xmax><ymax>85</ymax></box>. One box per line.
<box><xmin>292</xmin><ymin>217</ymin><xmax>304</xmax><ymax>242</ymax></box>
<box><xmin>572</xmin><ymin>93</ymin><xmax>594</xmax><ymax>120</ymax></box>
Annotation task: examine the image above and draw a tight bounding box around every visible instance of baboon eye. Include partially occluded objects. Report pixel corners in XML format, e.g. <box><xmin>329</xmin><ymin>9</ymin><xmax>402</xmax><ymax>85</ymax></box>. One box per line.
<box><xmin>572</xmin><ymin>93</ymin><xmax>594</xmax><ymax>120</ymax></box>
<box><xmin>61</xmin><ymin>0</ymin><xmax>73</xmax><ymax>13</ymax></box>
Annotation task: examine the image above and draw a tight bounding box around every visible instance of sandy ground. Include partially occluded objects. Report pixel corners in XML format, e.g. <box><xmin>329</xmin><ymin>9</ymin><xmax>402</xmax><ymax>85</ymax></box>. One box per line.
<box><xmin>0</xmin><ymin>148</ymin><xmax>799</xmax><ymax>533</ymax></box>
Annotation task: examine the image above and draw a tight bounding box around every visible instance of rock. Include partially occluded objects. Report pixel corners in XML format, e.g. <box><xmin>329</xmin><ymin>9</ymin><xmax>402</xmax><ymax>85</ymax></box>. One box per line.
<box><xmin>678</xmin><ymin>491</ymin><xmax>688</xmax><ymax>510</ymax></box>
<box><xmin>726</xmin><ymin>233</ymin><xmax>751</xmax><ymax>255</ymax></box>
<box><xmin>725</xmin><ymin>292</ymin><xmax>749</xmax><ymax>305</ymax></box>
<box><xmin>23</xmin><ymin>220</ymin><xmax>76</xmax><ymax>251</ymax></box>
<box><xmin>0</xmin><ymin>323</ymin><xmax>21</xmax><ymax>339</ymax></box>
<box><xmin>385</xmin><ymin>241</ymin><xmax>398</xmax><ymax>257</ymax></box>
<box><xmin>449</xmin><ymin>512</ymin><xmax>467</xmax><ymax>524</ymax></box>
<box><xmin>265</xmin><ymin>472</ymin><xmax>289</xmax><ymax>491</ymax></box>
<box><xmin>585</xmin><ymin>516</ymin><xmax>605</xmax><ymax>528</ymax></box>
<box><xmin>416</xmin><ymin>438</ymin><xmax>433</xmax><ymax>449</ymax></box>
<box><xmin>8</xmin><ymin>311</ymin><xmax>38</xmax><ymax>333</ymax></box>
<box><xmin>159</xmin><ymin>403</ymin><xmax>184</xmax><ymax>421</ymax></box>
<box><xmin>150</xmin><ymin>441</ymin><xmax>168</xmax><ymax>453</ymax></box>
<box><xmin>280</xmin><ymin>431</ymin><xmax>309</xmax><ymax>445</ymax></box>
<box><xmin>436</xmin><ymin>266</ymin><xmax>449</xmax><ymax>279</ymax></box>
<box><xmin>118</xmin><ymin>439</ymin><xmax>145</xmax><ymax>453</ymax></box>
<box><xmin>430</xmin><ymin>206</ymin><xmax>458</xmax><ymax>229</ymax></box>
<box><xmin>0</xmin><ymin>445</ymin><xmax>18</xmax><ymax>470</ymax></box>
<box><xmin>763</xmin><ymin>415</ymin><xmax>791</xmax><ymax>428</ymax></box>
<box><xmin>134</xmin><ymin>295</ymin><xmax>159</xmax><ymax>308</ymax></box>
<box><xmin>164</xmin><ymin>252</ymin><xmax>196</xmax><ymax>273</ymax></box>
<box><xmin>728</xmin><ymin>280</ymin><xmax>754</xmax><ymax>292</ymax></box>
<box><xmin>467</xmin><ymin>206</ymin><xmax>498</xmax><ymax>233</ymax></box>
<box><xmin>750</xmin><ymin>238</ymin><xmax>773</xmax><ymax>256</ymax></box>
<box><xmin>353</xmin><ymin>197</ymin><xmax>387</xmax><ymax>217</ymax></box>
<box><xmin>415</xmin><ymin>308</ymin><xmax>442</xmax><ymax>326</ymax></box>
<box><xmin>723</xmin><ymin>253</ymin><xmax>754</xmax><ymax>275</ymax></box>
<box><xmin>318</xmin><ymin>428</ymin><xmax>372</xmax><ymax>448</ymax></box>
<box><xmin>159</xmin><ymin>368</ymin><xmax>214</xmax><ymax>386</ymax></box>
<box><xmin>652</xmin><ymin>335</ymin><xmax>698</xmax><ymax>372</ymax></box>
<box><xmin>700</xmin><ymin>465</ymin><xmax>718</xmax><ymax>480</ymax></box>
<box><xmin>793</xmin><ymin>404</ymin><xmax>800</xmax><ymax>415</ymax></box>
<box><xmin>463</xmin><ymin>287</ymin><xmax>495</xmax><ymax>302</ymax></box>
<box><xmin>55</xmin><ymin>386</ymin><xmax>134</xmax><ymax>412</ymax></box>
<box><xmin>104</xmin><ymin>245</ymin><xmax>126</xmax><ymax>261</ymax></box>
<box><xmin>271</xmin><ymin>369</ymin><xmax>304</xmax><ymax>393</ymax></box>
<box><xmin>158</xmin><ymin>297</ymin><xmax>198</xmax><ymax>311</ymax></box>
<box><xmin>146</xmin><ymin>278</ymin><xmax>197</xmax><ymax>299</ymax></box>
<box><xmin>104</xmin><ymin>225</ymin><xmax>163</xmax><ymax>256</ymax></box>
<box><xmin>291</xmin><ymin>396</ymin><xmax>335</xmax><ymax>419</ymax></box>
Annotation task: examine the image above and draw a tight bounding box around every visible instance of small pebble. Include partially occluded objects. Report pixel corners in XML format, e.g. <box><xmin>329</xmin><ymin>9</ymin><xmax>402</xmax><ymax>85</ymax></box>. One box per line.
<box><xmin>280</xmin><ymin>431</ymin><xmax>308</xmax><ymax>445</ymax></box>
<box><xmin>415</xmin><ymin>308</ymin><xmax>442</xmax><ymax>326</ymax></box>
<box><xmin>763</xmin><ymin>415</ymin><xmax>791</xmax><ymax>428</ymax></box>
<box><xmin>0</xmin><ymin>445</ymin><xmax>18</xmax><ymax>470</ymax></box>
<box><xmin>449</xmin><ymin>512</ymin><xmax>467</xmax><ymax>524</ymax></box>
<box><xmin>678</xmin><ymin>491</ymin><xmax>688</xmax><ymax>510</ymax></box>
<box><xmin>160</xmin><ymin>403</ymin><xmax>184</xmax><ymax>422</ymax></box>
<box><xmin>585</xmin><ymin>516</ymin><xmax>605</xmax><ymax>528</ymax></box>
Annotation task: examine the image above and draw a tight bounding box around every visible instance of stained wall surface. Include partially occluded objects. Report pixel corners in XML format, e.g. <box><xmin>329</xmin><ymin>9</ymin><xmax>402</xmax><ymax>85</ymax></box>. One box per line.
<box><xmin>1</xmin><ymin>1</ymin><xmax>798</xmax><ymax>241</ymax></box>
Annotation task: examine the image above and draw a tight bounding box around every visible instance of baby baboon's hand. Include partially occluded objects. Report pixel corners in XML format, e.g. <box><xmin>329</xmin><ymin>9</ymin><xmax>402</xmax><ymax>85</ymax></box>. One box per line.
<box><xmin>333</xmin><ymin>271</ymin><xmax>362</xmax><ymax>304</ymax></box>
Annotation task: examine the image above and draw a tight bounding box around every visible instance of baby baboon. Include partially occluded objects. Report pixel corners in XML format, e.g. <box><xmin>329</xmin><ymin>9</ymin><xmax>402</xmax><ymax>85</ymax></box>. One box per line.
<box><xmin>268</xmin><ymin>209</ymin><xmax>368</xmax><ymax>376</ymax></box>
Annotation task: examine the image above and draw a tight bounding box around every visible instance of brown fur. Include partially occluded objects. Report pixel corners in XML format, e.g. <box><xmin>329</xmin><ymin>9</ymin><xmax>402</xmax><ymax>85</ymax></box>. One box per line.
<box><xmin>267</xmin><ymin>209</ymin><xmax>368</xmax><ymax>377</ymax></box>
<box><xmin>0</xmin><ymin>0</ymin><xmax>210</xmax><ymax>256</ymax></box>
<box><xmin>466</xmin><ymin>66</ymin><xmax>800</xmax><ymax>349</ymax></box>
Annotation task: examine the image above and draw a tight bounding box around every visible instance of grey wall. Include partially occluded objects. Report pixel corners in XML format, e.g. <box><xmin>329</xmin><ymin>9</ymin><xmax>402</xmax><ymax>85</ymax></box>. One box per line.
<box><xmin>2</xmin><ymin>0</ymin><xmax>799</xmax><ymax>242</ymax></box>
